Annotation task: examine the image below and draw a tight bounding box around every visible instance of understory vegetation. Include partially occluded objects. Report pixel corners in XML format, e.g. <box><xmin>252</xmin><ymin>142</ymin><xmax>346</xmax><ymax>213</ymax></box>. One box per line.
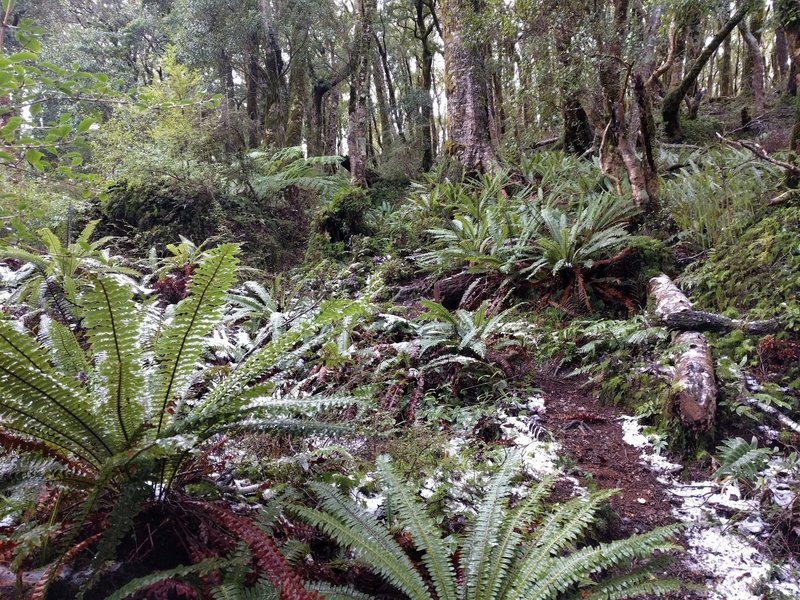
<box><xmin>2</xmin><ymin>1</ymin><xmax>800</xmax><ymax>599</ymax></box>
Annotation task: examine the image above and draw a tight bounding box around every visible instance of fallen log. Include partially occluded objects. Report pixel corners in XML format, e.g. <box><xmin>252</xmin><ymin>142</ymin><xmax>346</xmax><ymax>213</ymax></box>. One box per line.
<box><xmin>650</xmin><ymin>275</ymin><xmax>783</xmax><ymax>334</ymax></box>
<box><xmin>650</xmin><ymin>274</ymin><xmax>717</xmax><ymax>430</ymax></box>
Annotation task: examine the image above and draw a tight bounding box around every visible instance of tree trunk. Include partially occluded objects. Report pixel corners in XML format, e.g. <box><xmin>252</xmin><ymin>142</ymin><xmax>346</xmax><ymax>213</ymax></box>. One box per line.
<box><xmin>555</xmin><ymin>15</ymin><xmax>592</xmax><ymax>155</ymax></box>
<box><xmin>414</xmin><ymin>0</ymin><xmax>436</xmax><ymax>171</ymax></box>
<box><xmin>778</xmin><ymin>0</ymin><xmax>800</xmax><ymax>187</ymax></box>
<box><xmin>374</xmin><ymin>31</ymin><xmax>405</xmax><ymax>142</ymax></box>
<box><xmin>347</xmin><ymin>0</ymin><xmax>375</xmax><ymax>187</ymax></box>
<box><xmin>285</xmin><ymin>53</ymin><xmax>308</xmax><ymax>147</ymax></box>
<box><xmin>719</xmin><ymin>32</ymin><xmax>733</xmax><ymax>95</ymax></box>
<box><xmin>738</xmin><ymin>19</ymin><xmax>765</xmax><ymax>115</ymax></box>
<box><xmin>259</xmin><ymin>0</ymin><xmax>287</xmax><ymax>147</ymax></box>
<box><xmin>650</xmin><ymin>275</ymin><xmax>717</xmax><ymax>430</ymax></box>
<box><xmin>662</xmin><ymin>2</ymin><xmax>749</xmax><ymax>141</ymax></box>
<box><xmin>372</xmin><ymin>51</ymin><xmax>393</xmax><ymax>152</ymax></box>
<box><xmin>442</xmin><ymin>0</ymin><xmax>498</xmax><ymax>174</ymax></box>
<box><xmin>776</xmin><ymin>26</ymin><xmax>790</xmax><ymax>84</ymax></box>
<box><xmin>245</xmin><ymin>41</ymin><xmax>261</xmax><ymax>148</ymax></box>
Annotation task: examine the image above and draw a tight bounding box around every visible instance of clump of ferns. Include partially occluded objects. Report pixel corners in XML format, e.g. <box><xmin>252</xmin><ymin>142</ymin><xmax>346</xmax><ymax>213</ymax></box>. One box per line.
<box><xmin>387</xmin><ymin>300</ymin><xmax>527</xmax><ymax>404</ymax></box>
<box><xmin>415</xmin><ymin>175</ymin><xmax>640</xmax><ymax>316</ymax></box>
<box><xmin>290</xmin><ymin>452</ymin><xmax>687</xmax><ymax>600</ymax></box>
<box><xmin>0</xmin><ymin>244</ymin><xmax>364</xmax><ymax>597</ymax></box>
<box><xmin>1</xmin><ymin>221</ymin><xmax>139</xmax><ymax>324</ymax></box>
<box><xmin>523</xmin><ymin>193</ymin><xmax>640</xmax><ymax>316</ymax></box>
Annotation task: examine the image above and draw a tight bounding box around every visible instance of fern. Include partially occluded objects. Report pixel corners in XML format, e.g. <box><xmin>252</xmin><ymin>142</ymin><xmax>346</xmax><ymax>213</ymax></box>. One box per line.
<box><xmin>291</xmin><ymin>482</ymin><xmax>431</xmax><ymax>600</ymax></box>
<box><xmin>152</xmin><ymin>243</ymin><xmax>239</xmax><ymax>433</ymax></box>
<box><xmin>377</xmin><ymin>455</ymin><xmax>457</xmax><ymax>600</ymax></box>
<box><xmin>293</xmin><ymin>454</ymin><xmax>685</xmax><ymax>600</ymax></box>
<box><xmin>104</xmin><ymin>557</ymin><xmax>225</xmax><ymax>600</ymax></box>
<box><xmin>712</xmin><ymin>437</ymin><xmax>774</xmax><ymax>483</ymax></box>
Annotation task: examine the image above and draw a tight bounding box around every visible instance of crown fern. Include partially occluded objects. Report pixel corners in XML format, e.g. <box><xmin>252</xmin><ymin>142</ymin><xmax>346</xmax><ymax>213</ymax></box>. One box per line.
<box><xmin>292</xmin><ymin>453</ymin><xmax>685</xmax><ymax>600</ymax></box>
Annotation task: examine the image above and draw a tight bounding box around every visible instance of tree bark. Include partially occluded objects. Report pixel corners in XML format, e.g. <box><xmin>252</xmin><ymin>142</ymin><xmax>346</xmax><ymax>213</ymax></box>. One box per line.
<box><xmin>649</xmin><ymin>275</ymin><xmax>717</xmax><ymax>430</ymax></box>
<box><xmin>738</xmin><ymin>18</ymin><xmax>765</xmax><ymax>115</ymax></box>
<box><xmin>259</xmin><ymin>0</ymin><xmax>287</xmax><ymax>147</ymax></box>
<box><xmin>778</xmin><ymin>0</ymin><xmax>800</xmax><ymax>162</ymax></box>
<box><xmin>285</xmin><ymin>52</ymin><xmax>308</xmax><ymax>147</ymax></box>
<box><xmin>347</xmin><ymin>0</ymin><xmax>375</xmax><ymax>187</ymax></box>
<box><xmin>662</xmin><ymin>3</ymin><xmax>749</xmax><ymax>141</ymax></box>
<box><xmin>776</xmin><ymin>27</ymin><xmax>790</xmax><ymax>84</ymax></box>
<box><xmin>372</xmin><ymin>50</ymin><xmax>393</xmax><ymax>152</ymax></box>
<box><xmin>414</xmin><ymin>0</ymin><xmax>436</xmax><ymax>171</ymax></box>
<box><xmin>442</xmin><ymin>0</ymin><xmax>499</xmax><ymax>174</ymax></box>
<box><xmin>719</xmin><ymin>31</ymin><xmax>733</xmax><ymax>95</ymax></box>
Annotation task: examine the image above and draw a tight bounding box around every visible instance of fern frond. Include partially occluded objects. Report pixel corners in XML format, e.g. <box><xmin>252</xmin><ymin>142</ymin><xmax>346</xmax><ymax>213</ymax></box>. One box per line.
<box><xmin>39</xmin><ymin>317</ymin><xmax>90</xmax><ymax>380</ymax></box>
<box><xmin>572</xmin><ymin>555</ymin><xmax>682</xmax><ymax>599</ymax></box>
<box><xmin>377</xmin><ymin>455</ymin><xmax>457</xmax><ymax>600</ymax></box>
<box><xmin>505</xmin><ymin>490</ymin><xmax>617</xmax><ymax>598</ymax></box>
<box><xmin>712</xmin><ymin>436</ymin><xmax>773</xmax><ymax>482</ymax></box>
<box><xmin>304</xmin><ymin>582</ymin><xmax>377</xmax><ymax>600</ymax></box>
<box><xmin>484</xmin><ymin>476</ymin><xmax>555</xmax><ymax>599</ymax></box>
<box><xmin>291</xmin><ymin>483</ymin><xmax>431</xmax><ymax>600</ymax></box>
<box><xmin>104</xmin><ymin>558</ymin><xmax>225</xmax><ymax>600</ymax></box>
<box><xmin>153</xmin><ymin>243</ymin><xmax>239</xmax><ymax>433</ymax></box>
<box><xmin>517</xmin><ymin>523</ymin><xmax>683</xmax><ymax>600</ymax></box>
<box><xmin>83</xmin><ymin>276</ymin><xmax>145</xmax><ymax>446</ymax></box>
<box><xmin>462</xmin><ymin>453</ymin><xmax>520</xmax><ymax>600</ymax></box>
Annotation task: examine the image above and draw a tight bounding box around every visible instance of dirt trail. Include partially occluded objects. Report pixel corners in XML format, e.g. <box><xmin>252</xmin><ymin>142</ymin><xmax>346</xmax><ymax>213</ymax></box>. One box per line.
<box><xmin>538</xmin><ymin>378</ymin><xmax>706</xmax><ymax>599</ymax></box>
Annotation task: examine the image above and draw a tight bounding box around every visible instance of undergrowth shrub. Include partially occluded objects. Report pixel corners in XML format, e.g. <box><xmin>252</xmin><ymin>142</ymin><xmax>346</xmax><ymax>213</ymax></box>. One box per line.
<box><xmin>661</xmin><ymin>147</ymin><xmax>781</xmax><ymax>251</ymax></box>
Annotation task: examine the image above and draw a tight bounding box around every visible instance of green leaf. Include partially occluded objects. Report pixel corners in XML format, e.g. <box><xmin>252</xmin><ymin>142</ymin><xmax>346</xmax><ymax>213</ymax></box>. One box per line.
<box><xmin>0</xmin><ymin>115</ymin><xmax>23</xmax><ymax>137</ymax></box>
<box><xmin>25</xmin><ymin>149</ymin><xmax>44</xmax><ymax>170</ymax></box>
<box><xmin>76</xmin><ymin>117</ymin><xmax>95</xmax><ymax>133</ymax></box>
<box><xmin>7</xmin><ymin>51</ymin><xmax>37</xmax><ymax>63</ymax></box>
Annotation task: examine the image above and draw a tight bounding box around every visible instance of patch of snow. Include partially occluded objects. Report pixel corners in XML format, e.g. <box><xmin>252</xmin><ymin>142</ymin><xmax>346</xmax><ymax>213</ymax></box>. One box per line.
<box><xmin>498</xmin><ymin>409</ymin><xmax>559</xmax><ymax>476</ymax></box>
<box><xmin>618</xmin><ymin>416</ymin><xmax>682</xmax><ymax>474</ymax></box>
<box><xmin>620</xmin><ymin>417</ymin><xmax>800</xmax><ymax>600</ymax></box>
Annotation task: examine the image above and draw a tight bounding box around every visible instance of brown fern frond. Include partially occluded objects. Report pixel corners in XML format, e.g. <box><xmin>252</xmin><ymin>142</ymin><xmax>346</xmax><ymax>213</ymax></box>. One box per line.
<box><xmin>30</xmin><ymin>532</ymin><xmax>102</xmax><ymax>600</ymax></box>
<box><xmin>203</xmin><ymin>504</ymin><xmax>322</xmax><ymax>600</ymax></box>
<box><xmin>0</xmin><ymin>430</ymin><xmax>94</xmax><ymax>477</ymax></box>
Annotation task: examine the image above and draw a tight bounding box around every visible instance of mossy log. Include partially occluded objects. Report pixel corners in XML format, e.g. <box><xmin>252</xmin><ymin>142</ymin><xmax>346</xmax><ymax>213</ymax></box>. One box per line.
<box><xmin>650</xmin><ymin>274</ymin><xmax>783</xmax><ymax>334</ymax></box>
<box><xmin>650</xmin><ymin>274</ymin><xmax>717</xmax><ymax>430</ymax></box>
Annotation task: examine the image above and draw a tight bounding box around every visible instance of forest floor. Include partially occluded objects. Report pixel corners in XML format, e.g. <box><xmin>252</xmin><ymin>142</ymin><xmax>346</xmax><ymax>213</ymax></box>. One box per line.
<box><xmin>536</xmin><ymin>376</ymin><xmax>799</xmax><ymax>600</ymax></box>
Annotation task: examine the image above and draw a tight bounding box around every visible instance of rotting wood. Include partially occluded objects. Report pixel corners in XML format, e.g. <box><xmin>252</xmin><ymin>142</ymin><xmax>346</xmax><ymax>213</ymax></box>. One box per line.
<box><xmin>740</xmin><ymin>396</ymin><xmax>800</xmax><ymax>435</ymax></box>
<box><xmin>649</xmin><ymin>274</ymin><xmax>717</xmax><ymax>429</ymax></box>
<box><xmin>650</xmin><ymin>274</ymin><xmax>784</xmax><ymax>334</ymax></box>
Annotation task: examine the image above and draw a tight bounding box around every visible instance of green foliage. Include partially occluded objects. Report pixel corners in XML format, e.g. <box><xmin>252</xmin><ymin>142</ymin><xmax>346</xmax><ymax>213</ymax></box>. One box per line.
<box><xmin>1</xmin><ymin>221</ymin><xmax>137</xmax><ymax>316</ymax></box>
<box><xmin>413</xmin><ymin>163</ymin><xmax>639</xmax><ymax>313</ymax></box>
<box><xmin>316</xmin><ymin>186</ymin><xmax>374</xmax><ymax>243</ymax></box>
<box><xmin>292</xmin><ymin>453</ymin><xmax>685</xmax><ymax>600</ymax></box>
<box><xmin>680</xmin><ymin>205</ymin><xmax>800</xmax><ymax>315</ymax></box>
<box><xmin>0</xmin><ymin>244</ymin><xmax>370</xmax><ymax>590</ymax></box>
<box><xmin>662</xmin><ymin>147</ymin><xmax>781</xmax><ymax>251</ymax></box>
<box><xmin>712</xmin><ymin>437</ymin><xmax>775</xmax><ymax>484</ymax></box>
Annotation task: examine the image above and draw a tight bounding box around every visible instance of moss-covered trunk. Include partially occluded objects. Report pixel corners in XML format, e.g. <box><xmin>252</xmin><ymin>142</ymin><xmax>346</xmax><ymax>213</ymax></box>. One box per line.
<box><xmin>662</xmin><ymin>3</ymin><xmax>749</xmax><ymax>141</ymax></box>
